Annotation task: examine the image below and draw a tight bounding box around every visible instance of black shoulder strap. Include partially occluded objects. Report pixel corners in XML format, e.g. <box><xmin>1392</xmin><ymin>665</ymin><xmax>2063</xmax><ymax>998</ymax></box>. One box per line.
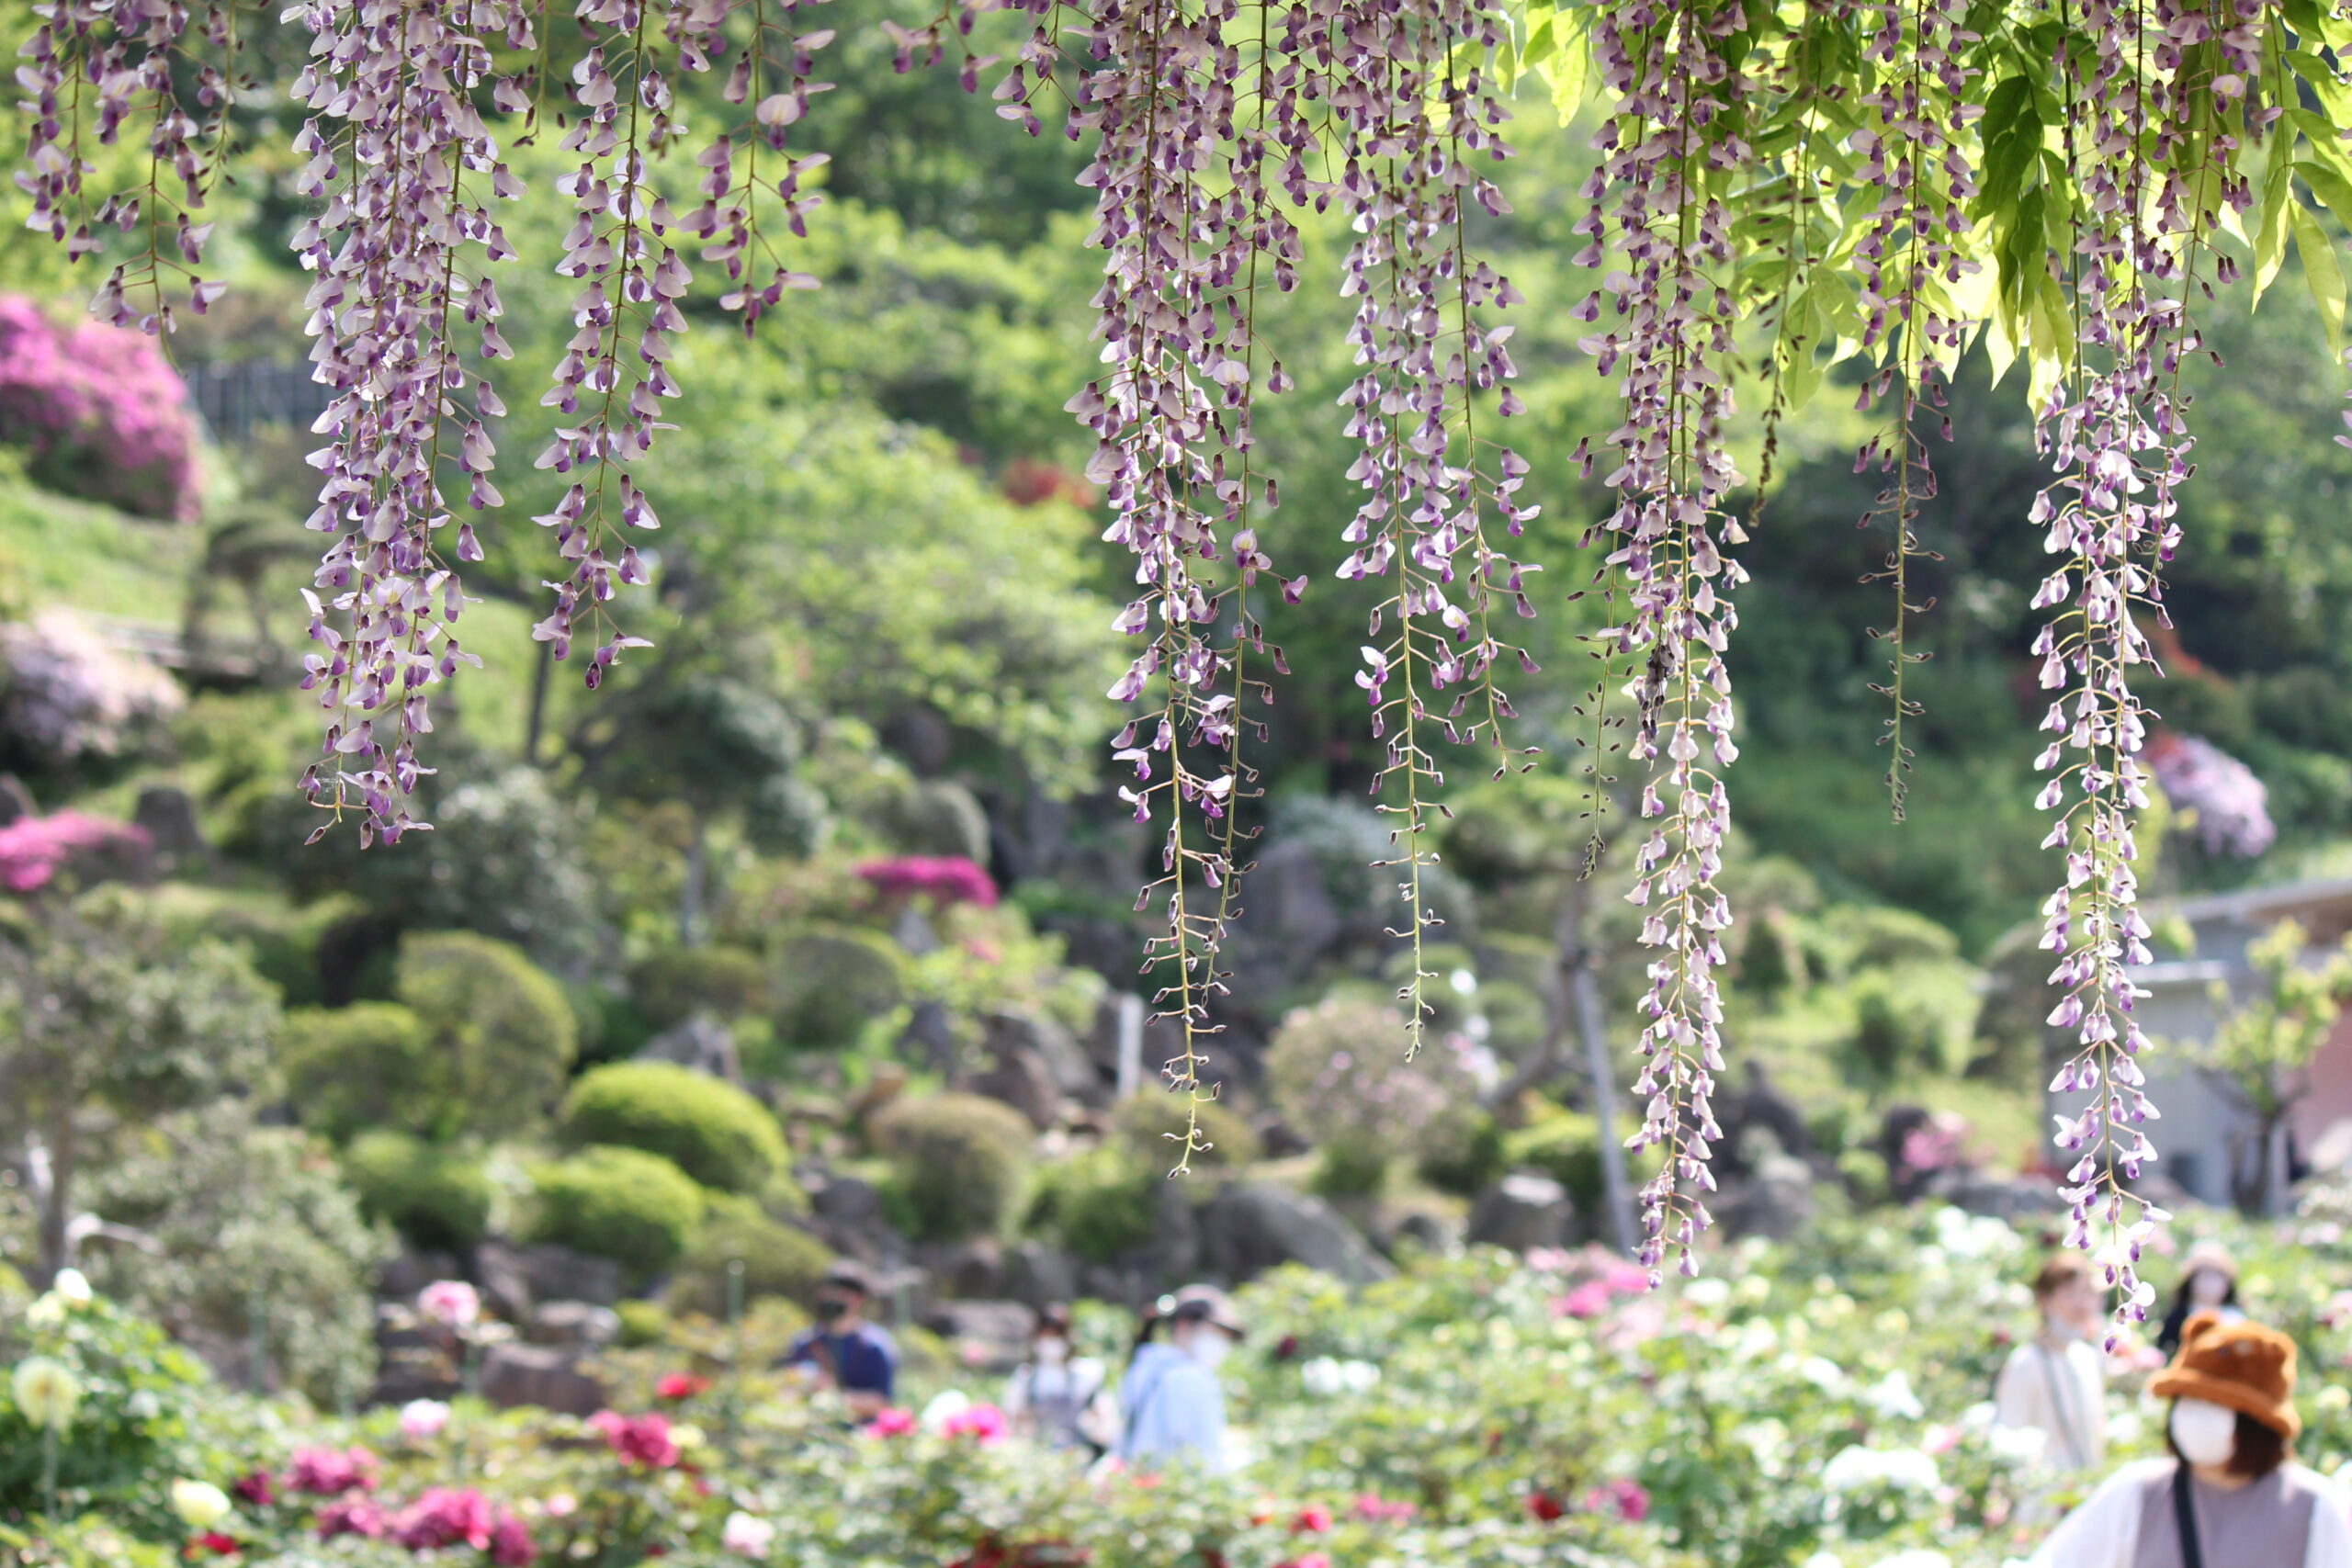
<box><xmin>2173</xmin><ymin>1461</ymin><xmax>2205</xmax><ymax>1568</ymax></box>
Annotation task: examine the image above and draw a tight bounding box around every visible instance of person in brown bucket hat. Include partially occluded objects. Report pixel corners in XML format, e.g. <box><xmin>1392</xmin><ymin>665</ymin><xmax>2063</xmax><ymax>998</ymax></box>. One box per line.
<box><xmin>2026</xmin><ymin>1311</ymin><xmax>2352</xmax><ymax>1567</ymax></box>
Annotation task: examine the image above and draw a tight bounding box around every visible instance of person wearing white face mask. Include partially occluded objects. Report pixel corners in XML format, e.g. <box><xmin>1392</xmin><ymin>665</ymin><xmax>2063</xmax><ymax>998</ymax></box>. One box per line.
<box><xmin>1114</xmin><ymin>1284</ymin><xmax>1244</xmax><ymax>1474</ymax></box>
<box><xmin>1004</xmin><ymin>1303</ymin><xmax>1110</xmax><ymax>1454</ymax></box>
<box><xmin>1996</xmin><ymin>1254</ymin><xmax>2110</xmax><ymax>1473</ymax></box>
<box><xmin>2158</xmin><ymin>1243</ymin><xmax>2245</xmax><ymax>1359</ymax></box>
<box><xmin>2026</xmin><ymin>1312</ymin><xmax>2352</xmax><ymax>1568</ymax></box>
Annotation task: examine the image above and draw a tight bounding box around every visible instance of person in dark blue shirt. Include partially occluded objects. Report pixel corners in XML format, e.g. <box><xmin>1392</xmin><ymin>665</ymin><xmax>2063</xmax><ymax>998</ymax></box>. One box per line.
<box><xmin>784</xmin><ymin>1261</ymin><xmax>898</xmax><ymax>1417</ymax></box>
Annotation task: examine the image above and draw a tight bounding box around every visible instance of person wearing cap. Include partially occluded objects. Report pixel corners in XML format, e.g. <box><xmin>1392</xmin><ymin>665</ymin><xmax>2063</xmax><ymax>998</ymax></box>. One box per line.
<box><xmin>782</xmin><ymin>1261</ymin><xmax>898</xmax><ymax>1418</ymax></box>
<box><xmin>1995</xmin><ymin>1253</ymin><xmax>2109</xmax><ymax>1473</ymax></box>
<box><xmin>2026</xmin><ymin>1311</ymin><xmax>2352</xmax><ymax>1567</ymax></box>
<box><xmin>2157</xmin><ymin>1243</ymin><xmax>2244</xmax><ymax>1359</ymax></box>
<box><xmin>1004</xmin><ymin>1303</ymin><xmax>1110</xmax><ymax>1453</ymax></box>
<box><xmin>1115</xmin><ymin>1284</ymin><xmax>1243</xmax><ymax>1475</ymax></box>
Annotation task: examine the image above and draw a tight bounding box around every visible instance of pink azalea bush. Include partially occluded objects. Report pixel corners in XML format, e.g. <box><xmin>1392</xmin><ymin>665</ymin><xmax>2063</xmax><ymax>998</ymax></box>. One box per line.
<box><xmin>0</xmin><ymin>295</ymin><xmax>200</xmax><ymax>522</ymax></box>
<box><xmin>854</xmin><ymin>855</ymin><xmax>999</xmax><ymax>909</ymax></box>
<box><xmin>2147</xmin><ymin>730</ymin><xmax>2277</xmax><ymax>859</ymax></box>
<box><xmin>0</xmin><ymin>809</ymin><xmax>149</xmax><ymax>893</ymax></box>
<box><xmin>0</xmin><ymin>608</ymin><xmax>184</xmax><ymax>766</ymax></box>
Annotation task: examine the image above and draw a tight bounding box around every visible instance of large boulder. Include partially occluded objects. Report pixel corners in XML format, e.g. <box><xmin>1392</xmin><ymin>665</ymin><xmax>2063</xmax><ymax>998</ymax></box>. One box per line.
<box><xmin>921</xmin><ymin>1300</ymin><xmax>1037</xmax><ymax>1373</ymax></box>
<box><xmin>1715</xmin><ymin>1153</ymin><xmax>1817</xmax><ymax>1242</ymax></box>
<box><xmin>480</xmin><ymin>1342</ymin><xmax>605</xmax><ymax>1416</ymax></box>
<box><xmin>472</xmin><ymin>1240</ymin><xmax>535</xmax><ymax>1325</ymax></box>
<box><xmin>378</xmin><ymin>1248</ymin><xmax>462</xmax><ymax>1303</ymax></box>
<box><xmin>636</xmin><ymin>1015</ymin><xmax>742</xmax><ymax>1083</ymax></box>
<box><xmin>1199</xmin><ymin>1182</ymin><xmax>1392</xmax><ymax>1287</ymax></box>
<box><xmin>985</xmin><ymin>1009</ymin><xmax>1100</xmax><ymax>1101</ymax></box>
<box><xmin>1003</xmin><ymin>1240</ymin><xmax>1080</xmax><ymax>1307</ymax></box>
<box><xmin>516</xmin><ymin>1243</ymin><xmax>625</xmax><ymax>1308</ymax></box>
<box><xmin>132</xmin><ymin>785</ymin><xmax>210</xmax><ymax>873</ymax></box>
<box><xmin>967</xmin><ymin>1043</ymin><xmax>1061</xmax><ymax>1131</ymax></box>
<box><xmin>1467</xmin><ymin>1172</ymin><xmax>1576</xmax><ymax>1253</ymax></box>
<box><xmin>528</xmin><ymin>1301</ymin><xmax>621</xmax><ymax>1348</ymax></box>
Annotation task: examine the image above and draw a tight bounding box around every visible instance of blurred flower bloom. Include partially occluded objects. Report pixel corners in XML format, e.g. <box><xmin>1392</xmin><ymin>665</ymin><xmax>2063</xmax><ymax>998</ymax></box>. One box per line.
<box><xmin>171</xmin><ymin>1479</ymin><xmax>233</xmax><ymax>1530</ymax></box>
<box><xmin>398</xmin><ymin>1399</ymin><xmax>452</xmax><ymax>1441</ymax></box>
<box><xmin>722</xmin><ymin>1511</ymin><xmax>777</xmax><ymax>1556</ymax></box>
<box><xmin>12</xmin><ymin>1357</ymin><xmax>81</xmax><ymax>1431</ymax></box>
<box><xmin>418</xmin><ymin>1280</ymin><xmax>481</xmax><ymax>1330</ymax></box>
<box><xmin>656</xmin><ymin>1372</ymin><xmax>710</xmax><ymax>1402</ymax></box>
<box><xmin>865</xmin><ymin>1406</ymin><xmax>918</xmax><ymax>1438</ymax></box>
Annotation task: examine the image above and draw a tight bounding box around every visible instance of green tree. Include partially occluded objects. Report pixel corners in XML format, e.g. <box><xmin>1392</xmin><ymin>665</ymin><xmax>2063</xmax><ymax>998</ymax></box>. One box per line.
<box><xmin>2198</xmin><ymin>919</ymin><xmax>2352</xmax><ymax>1215</ymax></box>
<box><xmin>0</xmin><ymin>892</ymin><xmax>277</xmax><ymax>1282</ymax></box>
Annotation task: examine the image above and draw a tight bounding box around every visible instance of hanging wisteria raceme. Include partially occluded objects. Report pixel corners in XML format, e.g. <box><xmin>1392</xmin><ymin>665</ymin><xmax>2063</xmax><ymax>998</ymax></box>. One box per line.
<box><xmin>17</xmin><ymin>0</ymin><xmax>240</xmax><ymax>330</ymax></box>
<box><xmin>1067</xmin><ymin>0</ymin><xmax>1324</xmax><ymax>1165</ymax></box>
<box><xmin>1329</xmin><ymin>0</ymin><xmax>1533</xmax><ymax>1053</ymax></box>
<box><xmin>2026</xmin><ymin>0</ymin><xmax>2256</xmax><ymax>1341</ymax></box>
<box><xmin>1850</xmin><ymin>0</ymin><xmax>1975</xmax><ymax>818</ymax></box>
<box><xmin>1574</xmin><ymin>0</ymin><xmax>1748</xmax><ymax>1281</ymax></box>
<box><xmin>288</xmin><ymin>0</ymin><xmax>526</xmax><ymax>844</ymax></box>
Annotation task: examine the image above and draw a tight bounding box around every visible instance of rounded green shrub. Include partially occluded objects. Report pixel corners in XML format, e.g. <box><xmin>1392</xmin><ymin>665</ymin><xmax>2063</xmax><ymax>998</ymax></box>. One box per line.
<box><xmin>558</xmin><ymin>1061</ymin><xmax>789</xmax><ymax>1195</ymax></box>
<box><xmin>1029</xmin><ymin>1148</ymin><xmax>1161</xmax><ymax>1264</ymax></box>
<box><xmin>394</xmin><ymin>931</ymin><xmax>579</xmax><ymax>1137</ymax></box>
<box><xmin>772</xmin><ymin>925</ymin><xmax>910</xmax><ymax>1048</ymax></box>
<box><xmin>280</xmin><ymin>1000</ymin><xmax>436</xmax><ymax>1142</ymax></box>
<box><xmin>629</xmin><ymin>944</ymin><xmax>772</xmax><ymax>1031</ymax></box>
<box><xmin>1504</xmin><ymin>1111</ymin><xmax>1606</xmax><ymax>1210</ymax></box>
<box><xmin>870</xmin><ymin>1092</ymin><xmax>1034</xmax><ymax>1242</ymax></box>
<box><xmin>1112</xmin><ymin>1091</ymin><xmax>1261</xmax><ymax>1168</ymax></box>
<box><xmin>665</xmin><ymin>1200</ymin><xmax>834</xmax><ymax>1317</ymax></box>
<box><xmin>526</xmin><ymin>1146</ymin><xmax>707</xmax><ymax>1281</ymax></box>
<box><xmin>342</xmin><ymin>1129</ymin><xmax>493</xmax><ymax>1252</ymax></box>
<box><xmin>1419</xmin><ymin>1111</ymin><xmax>1508</xmax><ymax>1197</ymax></box>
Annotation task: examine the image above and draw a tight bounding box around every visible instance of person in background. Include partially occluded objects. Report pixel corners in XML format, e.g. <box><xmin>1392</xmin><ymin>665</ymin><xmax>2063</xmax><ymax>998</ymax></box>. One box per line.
<box><xmin>1115</xmin><ymin>1284</ymin><xmax>1244</xmax><ymax>1474</ymax></box>
<box><xmin>2157</xmin><ymin>1242</ymin><xmax>2243</xmax><ymax>1358</ymax></box>
<box><xmin>2027</xmin><ymin>1311</ymin><xmax>2352</xmax><ymax>1567</ymax></box>
<box><xmin>1994</xmin><ymin>1253</ymin><xmax>2109</xmax><ymax>1473</ymax></box>
<box><xmin>783</xmin><ymin>1261</ymin><xmax>898</xmax><ymax>1418</ymax></box>
<box><xmin>1004</xmin><ymin>1303</ymin><xmax>1109</xmax><ymax>1453</ymax></box>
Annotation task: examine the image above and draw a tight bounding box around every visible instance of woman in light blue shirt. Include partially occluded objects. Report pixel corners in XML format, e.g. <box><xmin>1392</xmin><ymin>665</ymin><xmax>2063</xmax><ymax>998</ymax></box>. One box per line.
<box><xmin>1116</xmin><ymin>1285</ymin><xmax>1243</xmax><ymax>1474</ymax></box>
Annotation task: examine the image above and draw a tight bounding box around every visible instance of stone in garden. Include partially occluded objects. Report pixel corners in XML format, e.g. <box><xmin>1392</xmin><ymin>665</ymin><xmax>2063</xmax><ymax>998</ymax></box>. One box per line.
<box><xmin>922</xmin><ymin>1300</ymin><xmax>1036</xmax><ymax>1372</ymax></box>
<box><xmin>967</xmin><ymin>1043</ymin><xmax>1061</xmax><ymax>1131</ymax></box>
<box><xmin>1715</xmin><ymin>1153</ymin><xmax>1816</xmax><ymax>1242</ymax></box>
<box><xmin>1467</xmin><ymin>1172</ymin><xmax>1575</xmax><ymax>1252</ymax></box>
<box><xmin>517</xmin><ymin>1243</ymin><xmax>624</xmax><ymax>1308</ymax></box>
<box><xmin>638</xmin><ymin>1015</ymin><xmax>742</xmax><ymax>1083</ymax></box>
<box><xmin>1714</xmin><ymin>1062</ymin><xmax>1811</xmax><ymax>1177</ymax></box>
<box><xmin>472</xmin><ymin>1241</ymin><xmax>534</xmax><ymax>1325</ymax></box>
<box><xmin>379</xmin><ymin>1248</ymin><xmax>462</xmax><ymax>1303</ymax></box>
<box><xmin>1149</xmin><ymin>1177</ymin><xmax>1203</xmax><ymax>1280</ymax></box>
<box><xmin>898</xmin><ymin>1000</ymin><xmax>960</xmax><ymax>1071</ymax></box>
<box><xmin>1938</xmin><ymin>1171</ymin><xmax>2063</xmax><ymax>1224</ymax></box>
<box><xmin>132</xmin><ymin>784</ymin><xmax>209</xmax><ymax>871</ymax></box>
<box><xmin>0</xmin><ymin>773</ymin><xmax>32</xmax><ymax>826</ymax></box>
<box><xmin>808</xmin><ymin>1172</ymin><xmax>898</xmax><ymax>1259</ymax></box>
<box><xmin>985</xmin><ymin>1008</ymin><xmax>1099</xmax><ymax>1100</ymax></box>
<box><xmin>528</xmin><ymin>1301</ymin><xmax>621</xmax><ymax>1348</ymax></box>
<box><xmin>917</xmin><ymin>1235</ymin><xmax>1005</xmax><ymax>1300</ymax></box>
<box><xmin>1200</xmin><ymin>1181</ymin><xmax>1393</xmax><ymax>1287</ymax></box>
<box><xmin>1003</xmin><ymin>1240</ymin><xmax>1079</xmax><ymax>1307</ymax></box>
<box><xmin>1394</xmin><ymin>1209</ymin><xmax>1463</xmax><ymax>1256</ymax></box>
<box><xmin>479</xmin><ymin>1342</ymin><xmax>606</xmax><ymax>1416</ymax></box>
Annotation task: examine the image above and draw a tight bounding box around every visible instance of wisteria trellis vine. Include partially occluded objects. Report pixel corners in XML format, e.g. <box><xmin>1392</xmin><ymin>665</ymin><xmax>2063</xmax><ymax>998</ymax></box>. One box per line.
<box><xmin>17</xmin><ymin>0</ymin><xmax>2352</xmax><ymax>1315</ymax></box>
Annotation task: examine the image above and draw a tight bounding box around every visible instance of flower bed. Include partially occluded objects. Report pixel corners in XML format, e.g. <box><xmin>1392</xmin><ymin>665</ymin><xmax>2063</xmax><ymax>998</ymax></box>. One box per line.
<box><xmin>11</xmin><ymin>1208</ymin><xmax>2352</xmax><ymax>1568</ymax></box>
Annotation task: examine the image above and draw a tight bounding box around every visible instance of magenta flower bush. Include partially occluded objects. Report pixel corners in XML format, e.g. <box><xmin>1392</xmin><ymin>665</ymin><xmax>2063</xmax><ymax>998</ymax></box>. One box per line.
<box><xmin>0</xmin><ymin>809</ymin><xmax>150</xmax><ymax>893</ymax></box>
<box><xmin>855</xmin><ymin>855</ymin><xmax>999</xmax><ymax>910</ymax></box>
<box><xmin>0</xmin><ymin>296</ymin><xmax>198</xmax><ymax>522</ymax></box>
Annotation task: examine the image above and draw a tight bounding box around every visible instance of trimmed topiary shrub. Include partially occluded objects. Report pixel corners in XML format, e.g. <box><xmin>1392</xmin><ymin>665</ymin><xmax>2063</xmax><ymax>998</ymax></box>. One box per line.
<box><xmin>279</xmin><ymin>1000</ymin><xmax>437</xmax><ymax>1142</ymax></box>
<box><xmin>341</xmin><ymin>1129</ymin><xmax>493</xmax><ymax>1252</ymax></box>
<box><xmin>1112</xmin><ymin>1090</ymin><xmax>1261</xmax><ymax>1168</ymax></box>
<box><xmin>628</xmin><ymin>944</ymin><xmax>772</xmax><ymax>1031</ymax></box>
<box><xmin>1029</xmin><ymin>1148</ymin><xmax>1161</xmax><ymax>1265</ymax></box>
<box><xmin>558</xmin><ymin>1061</ymin><xmax>789</xmax><ymax>1196</ymax></box>
<box><xmin>665</xmin><ymin>1199</ymin><xmax>834</xmax><ymax>1318</ymax></box>
<box><xmin>1419</xmin><ymin>1111</ymin><xmax>1509</xmax><ymax>1198</ymax></box>
<box><xmin>526</xmin><ymin>1146</ymin><xmax>707</xmax><ymax>1282</ymax></box>
<box><xmin>870</xmin><ymin>1092</ymin><xmax>1034</xmax><ymax>1242</ymax></box>
<box><xmin>395</xmin><ymin>931</ymin><xmax>579</xmax><ymax>1137</ymax></box>
<box><xmin>771</xmin><ymin>924</ymin><xmax>910</xmax><ymax>1048</ymax></box>
<box><xmin>1504</xmin><ymin>1111</ymin><xmax>1606</xmax><ymax>1211</ymax></box>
